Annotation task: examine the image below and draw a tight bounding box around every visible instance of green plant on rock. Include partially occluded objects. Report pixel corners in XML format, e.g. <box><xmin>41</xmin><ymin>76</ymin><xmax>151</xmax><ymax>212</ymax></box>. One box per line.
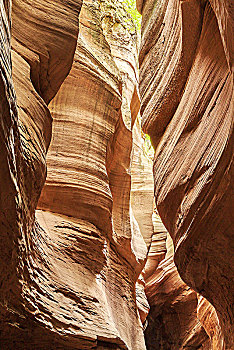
<box><xmin>123</xmin><ymin>0</ymin><xmax>141</xmax><ymax>32</ymax></box>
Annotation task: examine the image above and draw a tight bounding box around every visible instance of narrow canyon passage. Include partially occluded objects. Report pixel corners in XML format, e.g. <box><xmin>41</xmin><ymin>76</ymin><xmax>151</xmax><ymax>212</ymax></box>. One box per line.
<box><xmin>0</xmin><ymin>0</ymin><xmax>233</xmax><ymax>349</ymax></box>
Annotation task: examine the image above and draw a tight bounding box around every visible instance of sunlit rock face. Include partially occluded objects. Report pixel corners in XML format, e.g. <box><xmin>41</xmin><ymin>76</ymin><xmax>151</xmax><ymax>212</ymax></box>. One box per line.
<box><xmin>138</xmin><ymin>0</ymin><xmax>233</xmax><ymax>347</ymax></box>
<box><xmin>0</xmin><ymin>0</ymin><xmax>148</xmax><ymax>347</ymax></box>
<box><xmin>198</xmin><ymin>294</ymin><xmax>225</xmax><ymax>349</ymax></box>
<box><xmin>0</xmin><ymin>0</ymin><xmax>83</xmax><ymax>347</ymax></box>
<box><xmin>1</xmin><ymin>0</ymin><xmax>233</xmax><ymax>348</ymax></box>
<box><xmin>131</xmin><ymin>115</ymin><xmax>154</xmax><ymax>323</ymax></box>
<box><xmin>130</xmin><ymin>122</ymin><xmax>214</xmax><ymax>348</ymax></box>
<box><xmin>36</xmin><ymin>0</ymin><xmax>147</xmax><ymax>349</ymax></box>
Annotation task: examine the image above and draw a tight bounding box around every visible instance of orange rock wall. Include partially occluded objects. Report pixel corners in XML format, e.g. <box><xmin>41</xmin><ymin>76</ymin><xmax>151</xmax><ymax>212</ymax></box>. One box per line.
<box><xmin>0</xmin><ymin>0</ymin><xmax>233</xmax><ymax>348</ymax></box>
<box><xmin>138</xmin><ymin>0</ymin><xmax>233</xmax><ymax>347</ymax></box>
<box><xmin>36</xmin><ymin>1</ymin><xmax>146</xmax><ymax>348</ymax></box>
<box><xmin>0</xmin><ymin>0</ymin><xmax>148</xmax><ymax>348</ymax></box>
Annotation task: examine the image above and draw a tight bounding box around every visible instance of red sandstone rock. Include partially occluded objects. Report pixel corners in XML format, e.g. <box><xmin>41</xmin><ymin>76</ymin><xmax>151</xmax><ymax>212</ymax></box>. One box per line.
<box><xmin>198</xmin><ymin>294</ymin><xmax>225</xmax><ymax>349</ymax></box>
<box><xmin>1</xmin><ymin>0</ymin><xmax>146</xmax><ymax>346</ymax></box>
<box><xmin>138</xmin><ymin>0</ymin><xmax>233</xmax><ymax>347</ymax></box>
<box><xmin>143</xmin><ymin>211</ymin><xmax>211</xmax><ymax>349</ymax></box>
<box><xmin>36</xmin><ymin>1</ymin><xmax>146</xmax><ymax>348</ymax></box>
<box><xmin>1</xmin><ymin>0</ymin><xmax>233</xmax><ymax>348</ymax></box>
<box><xmin>130</xmin><ymin>117</ymin><xmax>213</xmax><ymax>348</ymax></box>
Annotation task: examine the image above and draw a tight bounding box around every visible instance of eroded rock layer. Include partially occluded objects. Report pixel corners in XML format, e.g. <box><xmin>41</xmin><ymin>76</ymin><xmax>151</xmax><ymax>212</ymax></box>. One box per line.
<box><xmin>144</xmin><ymin>225</ymin><xmax>210</xmax><ymax>350</ymax></box>
<box><xmin>0</xmin><ymin>0</ymin><xmax>92</xmax><ymax>348</ymax></box>
<box><xmin>1</xmin><ymin>0</ymin><xmax>233</xmax><ymax>348</ymax></box>
<box><xmin>1</xmin><ymin>0</ymin><xmax>149</xmax><ymax>347</ymax></box>
<box><xmin>130</xmin><ymin>118</ymin><xmax>214</xmax><ymax>349</ymax></box>
<box><xmin>36</xmin><ymin>0</ymin><xmax>146</xmax><ymax>348</ymax></box>
<box><xmin>138</xmin><ymin>0</ymin><xmax>233</xmax><ymax>347</ymax></box>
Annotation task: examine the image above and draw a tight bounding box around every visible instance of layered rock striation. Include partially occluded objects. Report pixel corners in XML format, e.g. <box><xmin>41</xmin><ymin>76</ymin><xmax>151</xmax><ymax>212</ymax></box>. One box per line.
<box><xmin>144</xmin><ymin>219</ymin><xmax>211</xmax><ymax>349</ymax></box>
<box><xmin>1</xmin><ymin>0</ymin><xmax>233</xmax><ymax>348</ymax></box>
<box><xmin>0</xmin><ymin>0</ymin><xmax>148</xmax><ymax>348</ymax></box>
<box><xmin>130</xmin><ymin>120</ymin><xmax>214</xmax><ymax>349</ymax></box>
<box><xmin>138</xmin><ymin>0</ymin><xmax>233</xmax><ymax>347</ymax></box>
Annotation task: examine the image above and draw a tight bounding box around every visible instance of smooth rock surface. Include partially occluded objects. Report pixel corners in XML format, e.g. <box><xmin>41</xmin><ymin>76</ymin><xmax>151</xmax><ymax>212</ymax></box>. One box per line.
<box><xmin>143</xmin><ymin>213</ymin><xmax>211</xmax><ymax>349</ymax></box>
<box><xmin>1</xmin><ymin>0</ymin><xmax>233</xmax><ymax>348</ymax></box>
<box><xmin>138</xmin><ymin>0</ymin><xmax>233</xmax><ymax>347</ymax></box>
<box><xmin>37</xmin><ymin>1</ymin><xmax>146</xmax><ymax>348</ymax></box>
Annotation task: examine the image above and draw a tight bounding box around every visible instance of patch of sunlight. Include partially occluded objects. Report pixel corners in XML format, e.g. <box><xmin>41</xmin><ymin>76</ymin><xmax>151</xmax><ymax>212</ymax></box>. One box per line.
<box><xmin>123</xmin><ymin>0</ymin><xmax>142</xmax><ymax>33</ymax></box>
<box><xmin>142</xmin><ymin>132</ymin><xmax>154</xmax><ymax>160</ymax></box>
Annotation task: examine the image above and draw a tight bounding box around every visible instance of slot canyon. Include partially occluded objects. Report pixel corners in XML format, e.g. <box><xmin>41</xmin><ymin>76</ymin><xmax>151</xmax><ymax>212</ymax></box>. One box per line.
<box><xmin>0</xmin><ymin>0</ymin><xmax>233</xmax><ymax>349</ymax></box>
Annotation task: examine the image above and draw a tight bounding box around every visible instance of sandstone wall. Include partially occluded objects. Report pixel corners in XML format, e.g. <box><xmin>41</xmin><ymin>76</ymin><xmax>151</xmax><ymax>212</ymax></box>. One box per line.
<box><xmin>130</xmin><ymin>116</ymin><xmax>214</xmax><ymax>349</ymax></box>
<box><xmin>0</xmin><ymin>0</ymin><xmax>233</xmax><ymax>348</ymax></box>
<box><xmin>137</xmin><ymin>0</ymin><xmax>233</xmax><ymax>347</ymax></box>
<box><xmin>0</xmin><ymin>0</ymin><xmax>148</xmax><ymax>348</ymax></box>
<box><xmin>36</xmin><ymin>1</ymin><xmax>146</xmax><ymax>348</ymax></box>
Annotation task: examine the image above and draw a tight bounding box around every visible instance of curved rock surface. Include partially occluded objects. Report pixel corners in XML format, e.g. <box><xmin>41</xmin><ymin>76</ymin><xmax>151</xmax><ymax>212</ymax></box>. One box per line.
<box><xmin>198</xmin><ymin>294</ymin><xmax>225</xmax><ymax>349</ymax></box>
<box><xmin>138</xmin><ymin>0</ymin><xmax>233</xmax><ymax>347</ymax></box>
<box><xmin>0</xmin><ymin>0</ymin><xmax>93</xmax><ymax>348</ymax></box>
<box><xmin>144</xmin><ymin>225</ymin><xmax>210</xmax><ymax>349</ymax></box>
<box><xmin>36</xmin><ymin>0</ymin><xmax>146</xmax><ymax>348</ymax></box>
<box><xmin>1</xmin><ymin>0</ymin><xmax>147</xmax><ymax>348</ymax></box>
<box><xmin>1</xmin><ymin>0</ymin><xmax>233</xmax><ymax>348</ymax></box>
<box><xmin>130</xmin><ymin>120</ymin><xmax>215</xmax><ymax>349</ymax></box>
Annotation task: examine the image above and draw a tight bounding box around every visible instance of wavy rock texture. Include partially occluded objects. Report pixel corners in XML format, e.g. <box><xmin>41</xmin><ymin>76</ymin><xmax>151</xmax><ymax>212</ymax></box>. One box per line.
<box><xmin>130</xmin><ymin>120</ymin><xmax>213</xmax><ymax>348</ymax></box>
<box><xmin>0</xmin><ymin>0</ymin><xmax>148</xmax><ymax>347</ymax></box>
<box><xmin>0</xmin><ymin>0</ymin><xmax>83</xmax><ymax>347</ymax></box>
<box><xmin>131</xmin><ymin>116</ymin><xmax>154</xmax><ymax>249</ymax></box>
<box><xmin>36</xmin><ymin>1</ymin><xmax>146</xmax><ymax>349</ymax></box>
<box><xmin>131</xmin><ymin>115</ymin><xmax>154</xmax><ymax>323</ymax></box>
<box><xmin>0</xmin><ymin>1</ymin><xmax>21</xmax><ymax>333</ymax></box>
<box><xmin>144</xmin><ymin>226</ymin><xmax>211</xmax><ymax>349</ymax></box>
<box><xmin>198</xmin><ymin>294</ymin><xmax>225</xmax><ymax>349</ymax></box>
<box><xmin>12</xmin><ymin>0</ymin><xmax>82</xmax><ymax>104</ymax></box>
<box><xmin>138</xmin><ymin>0</ymin><xmax>233</xmax><ymax>347</ymax></box>
<box><xmin>1</xmin><ymin>0</ymin><xmax>233</xmax><ymax>348</ymax></box>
